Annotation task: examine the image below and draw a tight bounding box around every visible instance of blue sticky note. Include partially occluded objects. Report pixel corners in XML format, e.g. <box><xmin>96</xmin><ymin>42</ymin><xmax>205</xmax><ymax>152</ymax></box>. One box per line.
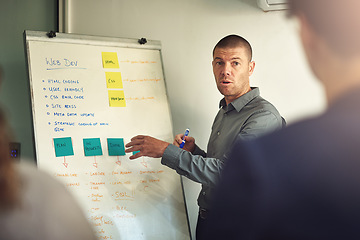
<box><xmin>83</xmin><ymin>138</ymin><xmax>103</xmax><ymax>156</ymax></box>
<box><xmin>107</xmin><ymin>138</ymin><xmax>126</xmax><ymax>156</ymax></box>
<box><xmin>53</xmin><ymin>137</ymin><xmax>74</xmax><ymax>157</ymax></box>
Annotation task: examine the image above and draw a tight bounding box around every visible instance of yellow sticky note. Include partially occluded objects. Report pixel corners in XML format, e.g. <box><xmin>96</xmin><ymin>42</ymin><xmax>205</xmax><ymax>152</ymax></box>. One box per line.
<box><xmin>105</xmin><ymin>72</ymin><xmax>123</xmax><ymax>89</ymax></box>
<box><xmin>102</xmin><ymin>52</ymin><xmax>119</xmax><ymax>68</ymax></box>
<box><xmin>108</xmin><ymin>90</ymin><xmax>126</xmax><ymax>107</ymax></box>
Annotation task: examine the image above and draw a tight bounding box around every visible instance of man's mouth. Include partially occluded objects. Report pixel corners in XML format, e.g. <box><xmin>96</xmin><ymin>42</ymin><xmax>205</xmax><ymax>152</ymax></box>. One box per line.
<box><xmin>220</xmin><ymin>79</ymin><xmax>231</xmax><ymax>84</ymax></box>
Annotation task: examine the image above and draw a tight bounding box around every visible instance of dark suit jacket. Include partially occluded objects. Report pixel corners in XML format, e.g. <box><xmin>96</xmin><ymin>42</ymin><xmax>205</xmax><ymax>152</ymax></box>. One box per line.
<box><xmin>203</xmin><ymin>88</ymin><xmax>360</xmax><ymax>240</ymax></box>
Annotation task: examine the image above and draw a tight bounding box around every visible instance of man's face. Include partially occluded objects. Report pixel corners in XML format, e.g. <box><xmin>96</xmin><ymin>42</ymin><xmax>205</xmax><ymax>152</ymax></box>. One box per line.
<box><xmin>212</xmin><ymin>46</ymin><xmax>255</xmax><ymax>104</ymax></box>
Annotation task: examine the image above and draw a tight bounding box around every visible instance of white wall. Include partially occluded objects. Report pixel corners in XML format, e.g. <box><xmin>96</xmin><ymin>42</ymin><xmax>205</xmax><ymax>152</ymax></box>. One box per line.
<box><xmin>65</xmin><ymin>0</ymin><xmax>326</xmax><ymax>238</ymax></box>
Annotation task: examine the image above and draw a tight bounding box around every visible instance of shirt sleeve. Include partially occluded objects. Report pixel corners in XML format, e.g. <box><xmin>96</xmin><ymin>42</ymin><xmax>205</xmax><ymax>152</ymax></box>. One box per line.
<box><xmin>161</xmin><ymin>144</ymin><xmax>224</xmax><ymax>186</ymax></box>
<box><xmin>161</xmin><ymin>110</ymin><xmax>283</xmax><ymax>188</ymax></box>
<box><xmin>239</xmin><ymin>110</ymin><xmax>283</xmax><ymax>140</ymax></box>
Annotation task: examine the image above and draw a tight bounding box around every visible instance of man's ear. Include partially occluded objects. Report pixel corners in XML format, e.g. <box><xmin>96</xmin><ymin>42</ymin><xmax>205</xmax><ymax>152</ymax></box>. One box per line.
<box><xmin>298</xmin><ymin>13</ymin><xmax>328</xmax><ymax>63</ymax></box>
<box><xmin>297</xmin><ymin>13</ymin><xmax>339</xmax><ymax>93</ymax></box>
<box><xmin>248</xmin><ymin>61</ymin><xmax>255</xmax><ymax>76</ymax></box>
<box><xmin>298</xmin><ymin>13</ymin><xmax>314</xmax><ymax>57</ymax></box>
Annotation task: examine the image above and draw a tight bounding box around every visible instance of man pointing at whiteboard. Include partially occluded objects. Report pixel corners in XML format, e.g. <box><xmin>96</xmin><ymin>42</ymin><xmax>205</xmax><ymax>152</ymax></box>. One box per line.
<box><xmin>125</xmin><ymin>34</ymin><xmax>284</xmax><ymax>239</ymax></box>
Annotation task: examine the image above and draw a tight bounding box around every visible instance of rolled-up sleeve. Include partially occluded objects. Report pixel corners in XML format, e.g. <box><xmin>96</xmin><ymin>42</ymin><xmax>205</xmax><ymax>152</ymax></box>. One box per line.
<box><xmin>162</xmin><ymin>144</ymin><xmax>224</xmax><ymax>187</ymax></box>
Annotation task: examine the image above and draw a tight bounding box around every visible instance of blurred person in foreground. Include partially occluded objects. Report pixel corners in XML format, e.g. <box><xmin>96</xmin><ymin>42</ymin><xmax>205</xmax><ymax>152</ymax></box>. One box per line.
<box><xmin>203</xmin><ymin>0</ymin><xmax>360</xmax><ymax>239</ymax></box>
<box><xmin>0</xmin><ymin>67</ymin><xmax>97</xmax><ymax>240</ymax></box>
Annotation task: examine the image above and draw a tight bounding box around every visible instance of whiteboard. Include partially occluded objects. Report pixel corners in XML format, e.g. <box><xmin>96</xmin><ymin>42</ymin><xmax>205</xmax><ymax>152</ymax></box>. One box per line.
<box><xmin>24</xmin><ymin>30</ymin><xmax>190</xmax><ymax>240</ymax></box>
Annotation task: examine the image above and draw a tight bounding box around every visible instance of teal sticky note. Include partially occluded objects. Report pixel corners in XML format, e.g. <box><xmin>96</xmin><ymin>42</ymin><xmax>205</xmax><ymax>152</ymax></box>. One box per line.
<box><xmin>83</xmin><ymin>138</ymin><xmax>103</xmax><ymax>156</ymax></box>
<box><xmin>133</xmin><ymin>150</ymin><xmax>140</xmax><ymax>155</ymax></box>
<box><xmin>107</xmin><ymin>138</ymin><xmax>125</xmax><ymax>156</ymax></box>
<box><xmin>53</xmin><ymin>137</ymin><xmax>74</xmax><ymax>157</ymax></box>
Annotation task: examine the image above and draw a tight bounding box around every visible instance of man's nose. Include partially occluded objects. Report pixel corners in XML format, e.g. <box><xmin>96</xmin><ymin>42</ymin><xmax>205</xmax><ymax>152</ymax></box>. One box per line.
<box><xmin>221</xmin><ymin>62</ymin><xmax>231</xmax><ymax>76</ymax></box>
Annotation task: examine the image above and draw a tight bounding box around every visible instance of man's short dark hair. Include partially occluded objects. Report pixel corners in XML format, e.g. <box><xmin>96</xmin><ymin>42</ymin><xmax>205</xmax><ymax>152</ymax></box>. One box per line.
<box><xmin>213</xmin><ymin>35</ymin><xmax>253</xmax><ymax>61</ymax></box>
<box><xmin>288</xmin><ymin>0</ymin><xmax>360</xmax><ymax>56</ymax></box>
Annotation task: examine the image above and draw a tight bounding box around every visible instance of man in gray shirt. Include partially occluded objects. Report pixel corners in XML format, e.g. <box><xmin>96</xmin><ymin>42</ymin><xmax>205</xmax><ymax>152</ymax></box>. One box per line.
<box><xmin>125</xmin><ymin>34</ymin><xmax>284</xmax><ymax>239</ymax></box>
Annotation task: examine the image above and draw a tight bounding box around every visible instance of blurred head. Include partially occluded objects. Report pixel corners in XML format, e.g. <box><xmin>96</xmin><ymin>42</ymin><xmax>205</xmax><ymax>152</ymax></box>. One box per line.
<box><xmin>288</xmin><ymin>0</ymin><xmax>360</xmax><ymax>57</ymax></box>
<box><xmin>212</xmin><ymin>35</ymin><xmax>255</xmax><ymax>105</ymax></box>
<box><xmin>288</xmin><ymin>0</ymin><xmax>360</xmax><ymax>104</ymax></box>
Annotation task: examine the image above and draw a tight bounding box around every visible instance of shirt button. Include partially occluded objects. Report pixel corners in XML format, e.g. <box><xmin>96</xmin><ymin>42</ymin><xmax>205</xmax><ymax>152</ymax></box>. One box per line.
<box><xmin>217</xmin><ymin>131</ymin><xmax>220</xmax><ymax>136</ymax></box>
<box><xmin>202</xmin><ymin>191</ymin><xmax>206</xmax><ymax>195</ymax></box>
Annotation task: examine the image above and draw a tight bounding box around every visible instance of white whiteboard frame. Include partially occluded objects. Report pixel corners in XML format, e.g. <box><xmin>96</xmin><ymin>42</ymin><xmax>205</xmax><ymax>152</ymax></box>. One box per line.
<box><xmin>25</xmin><ymin>30</ymin><xmax>162</xmax><ymax>50</ymax></box>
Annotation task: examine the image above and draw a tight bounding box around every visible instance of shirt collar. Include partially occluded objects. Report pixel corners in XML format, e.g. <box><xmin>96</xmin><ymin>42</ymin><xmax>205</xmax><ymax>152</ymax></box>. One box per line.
<box><xmin>219</xmin><ymin>87</ymin><xmax>260</xmax><ymax>112</ymax></box>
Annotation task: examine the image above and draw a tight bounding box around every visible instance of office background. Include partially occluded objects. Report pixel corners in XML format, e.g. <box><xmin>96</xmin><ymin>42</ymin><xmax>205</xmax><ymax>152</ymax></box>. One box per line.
<box><xmin>0</xmin><ymin>0</ymin><xmax>325</xmax><ymax>238</ymax></box>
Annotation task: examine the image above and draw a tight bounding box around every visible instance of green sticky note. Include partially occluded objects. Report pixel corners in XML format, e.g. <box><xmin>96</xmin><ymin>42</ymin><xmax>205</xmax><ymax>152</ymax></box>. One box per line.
<box><xmin>107</xmin><ymin>138</ymin><xmax>126</xmax><ymax>156</ymax></box>
<box><xmin>54</xmin><ymin>137</ymin><xmax>74</xmax><ymax>157</ymax></box>
<box><xmin>83</xmin><ymin>138</ymin><xmax>103</xmax><ymax>156</ymax></box>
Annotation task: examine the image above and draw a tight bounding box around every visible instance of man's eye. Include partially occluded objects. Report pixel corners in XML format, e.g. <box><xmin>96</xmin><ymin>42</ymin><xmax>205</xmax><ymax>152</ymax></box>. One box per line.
<box><xmin>216</xmin><ymin>62</ymin><xmax>223</xmax><ymax>65</ymax></box>
<box><xmin>233</xmin><ymin>62</ymin><xmax>239</xmax><ymax>66</ymax></box>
